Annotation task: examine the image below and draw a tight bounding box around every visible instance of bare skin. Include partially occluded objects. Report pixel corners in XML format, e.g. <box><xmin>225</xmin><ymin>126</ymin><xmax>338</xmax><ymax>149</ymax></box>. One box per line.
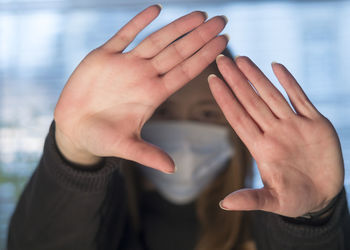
<box><xmin>140</xmin><ymin>64</ymin><xmax>230</xmax><ymax>191</ymax></box>
<box><xmin>209</xmin><ymin>55</ymin><xmax>344</xmax><ymax>217</ymax></box>
<box><xmin>151</xmin><ymin>65</ymin><xmax>227</xmax><ymax>125</ymax></box>
<box><xmin>54</xmin><ymin>5</ymin><xmax>344</xmax><ymax>218</ymax></box>
<box><xmin>54</xmin><ymin>5</ymin><xmax>228</xmax><ymax>173</ymax></box>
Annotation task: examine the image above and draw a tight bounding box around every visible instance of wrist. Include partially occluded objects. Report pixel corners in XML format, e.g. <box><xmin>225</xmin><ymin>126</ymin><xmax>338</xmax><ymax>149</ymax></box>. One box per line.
<box><xmin>299</xmin><ymin>191</ymin><xmax>341</xmax><ymax>220</ymax></box>
<box><xmin>55</xmin><ymin>126</ymin><xmax>102</xmax><ymax>166</ymax></box>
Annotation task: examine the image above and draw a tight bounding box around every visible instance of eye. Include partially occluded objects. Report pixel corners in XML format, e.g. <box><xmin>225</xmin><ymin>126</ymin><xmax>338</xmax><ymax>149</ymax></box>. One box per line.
<box><xmin>197</xmin><ymin>107</ymin><xmax>222</xmax><ymax>121</ymax></box>
<box><xmin>156</xmin><ymin>106</ymin><xmax>167</xmax><ymax>116</ymax></box>
<box><xmin>191</xmin><ymin>102</ymin><xmax>226</xmax><ymax>124</ymax></box>
<box><xmin>153</xmin><ymin>107</ymin><xmax>169</xmax><ymax>118</ymax></box>
<box><xmin>202</xmin><ymin>110</ymin><xmax>220</xmax><ymax>119</ymax></box>
<box><xmin>153</xmin><ymin>105</ymin><xmax>172</xmax><ymax>119</ymax></box>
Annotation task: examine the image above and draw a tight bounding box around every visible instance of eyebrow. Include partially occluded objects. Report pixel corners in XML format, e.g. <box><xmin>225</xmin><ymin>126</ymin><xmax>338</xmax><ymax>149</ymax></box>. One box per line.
<box><xmin>188</xmin><ymin>100</ymin><xmax>221</xmax><ymax>114</ymax></box>
<box><xmin>162</xmin><ymin>100</ymin><xmax>174</xmax><ymax>106</ymax></box>
<box><xmin>193</xmin><ymin>100</ymin><xmax>217</xmax><ymax>106</ymax></box>
<box><xmin>162</xmin><ymin>99</ymin><xmax>216</xmax><ymax>108</ymax></box>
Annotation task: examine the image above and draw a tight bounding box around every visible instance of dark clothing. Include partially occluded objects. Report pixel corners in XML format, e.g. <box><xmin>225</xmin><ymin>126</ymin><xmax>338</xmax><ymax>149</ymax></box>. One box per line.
<box><xmin>7</xmin><ymin>122</ymin><xmax>350</xmax><ymax>250</ymax></box>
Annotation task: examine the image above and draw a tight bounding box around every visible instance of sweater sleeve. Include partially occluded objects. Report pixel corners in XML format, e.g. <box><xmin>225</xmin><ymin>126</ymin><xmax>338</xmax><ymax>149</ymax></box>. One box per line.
<box><xmin>252</xmin><ymin>188</ymin><xmax>350</xmax><ymax>250</ymax></box>
<box><xmin>6</xmin><ymin>121</ymin><xmax>129</xmax><ymax>250</ymax></box>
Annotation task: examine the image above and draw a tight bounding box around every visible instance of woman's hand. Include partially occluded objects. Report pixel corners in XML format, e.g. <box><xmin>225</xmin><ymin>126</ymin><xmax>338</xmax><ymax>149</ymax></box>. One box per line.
<box><xmin>208</xmin><ymin>55</ymin><xmax>344</xmax><ymax>217</ymax></box>
<box><xmin>54</xmin><ymin>5</ymin><xmax>228</xmax><ymax>172</ymax></box>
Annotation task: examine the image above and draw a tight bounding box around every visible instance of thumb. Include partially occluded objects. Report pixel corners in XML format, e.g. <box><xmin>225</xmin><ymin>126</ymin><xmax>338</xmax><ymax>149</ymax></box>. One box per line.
<box><xmin>219</xmin><ymin>187</ymin><xmax>278</xmax><ymax>213</ymax></box>
<box><xmin>121</xmin><ymin>137</ymin><xmax>175</xmax><ymax>174</ymax></box>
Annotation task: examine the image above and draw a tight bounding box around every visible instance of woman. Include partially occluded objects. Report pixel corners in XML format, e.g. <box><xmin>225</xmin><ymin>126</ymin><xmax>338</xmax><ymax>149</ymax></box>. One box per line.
<box><xmin>7</xmin><ymin>5</ymin><xmax>349</xmax><ymax>250</ymax></box>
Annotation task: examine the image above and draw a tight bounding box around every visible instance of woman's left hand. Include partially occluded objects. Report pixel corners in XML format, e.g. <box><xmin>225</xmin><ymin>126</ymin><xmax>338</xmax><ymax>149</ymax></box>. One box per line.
<box><xmin>208</xmin><ymin>55</ymin><xmax>344</xmax><ymax>217</ymax></box>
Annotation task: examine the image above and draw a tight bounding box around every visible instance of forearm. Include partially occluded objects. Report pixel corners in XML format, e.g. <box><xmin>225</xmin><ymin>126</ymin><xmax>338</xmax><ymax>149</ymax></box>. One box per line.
<box><xmin>7</xmin><ymin>121</ymin><xmax>126</xmax><ymax>250</ymax></box>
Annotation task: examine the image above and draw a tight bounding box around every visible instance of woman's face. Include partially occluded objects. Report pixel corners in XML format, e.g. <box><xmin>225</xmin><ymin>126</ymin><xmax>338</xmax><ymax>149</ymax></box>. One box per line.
<box><xmin>150</xmin><ymin>65</ymin><xmax>228</xmax><ymax>126</ymax></box>
<box><xmin>139</xmin><ymin>66</ymin><xmax>234</xmax><ymax>204</ymax></box>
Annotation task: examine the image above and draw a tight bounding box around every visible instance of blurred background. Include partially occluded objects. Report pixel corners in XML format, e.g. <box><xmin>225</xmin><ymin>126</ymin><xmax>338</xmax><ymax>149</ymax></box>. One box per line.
<box><xmin>1</xmin><ymin>0</ymin><xmax>350</xmax><ymax>248</ymax></box>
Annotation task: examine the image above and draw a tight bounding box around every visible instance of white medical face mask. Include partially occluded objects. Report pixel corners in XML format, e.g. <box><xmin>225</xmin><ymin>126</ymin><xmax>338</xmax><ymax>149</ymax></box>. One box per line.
<box><xmin>138</xmin><ymin>120</ymin><xmax>234</xmax><ymax>205</ymax></box>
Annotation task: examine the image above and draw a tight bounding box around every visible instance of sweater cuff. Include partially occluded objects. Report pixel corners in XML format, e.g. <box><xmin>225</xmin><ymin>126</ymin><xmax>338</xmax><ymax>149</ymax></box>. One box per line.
<box><xmin>257</xmin><ymin>188</ymin><xmax>348</xmax><ymax>243</ymax></box>
<box><xmin>42</xmin><ymin>121</ymin><xmax>123</xmax><ymax>193</ymax></box>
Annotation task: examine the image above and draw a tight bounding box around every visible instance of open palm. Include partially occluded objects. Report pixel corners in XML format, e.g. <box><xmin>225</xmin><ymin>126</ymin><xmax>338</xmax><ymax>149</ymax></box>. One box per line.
<box><xmin>208</xmin><ymin>55</ymin><xmax>344</xmax><ymax>217</ymax></box>
<box><xmin>54</xmin><ymin>5</ymin><xmax>228</xmax><ymax>172</ymax></box>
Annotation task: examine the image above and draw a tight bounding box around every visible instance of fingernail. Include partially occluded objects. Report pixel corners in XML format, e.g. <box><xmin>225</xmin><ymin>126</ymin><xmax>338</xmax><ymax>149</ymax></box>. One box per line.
<box><xmin>161</xmin><ymin>163</ymin><xmax>174</xmax><ymax>174</ymax></box>
<box><xmin>271</xmin><ymin>61</ymin><xmax>279</xmax><ymax>66</ymax></box>
<box><xmin>156</xmin><ymin>3</ymin><xmax>163</xmax><ymax>10</ymax></box>
<box><xmin>234</xmin><ymin>55</ymin><xmax>240</xmax><ymax>61</ymax></box>
<box><xmin>202</xmin><ymin>11</ymin><xmax>208</xmax><ymax>19</ymax></box>
<box><xmin>166</xmin><ymin>164</ymin><xmax>177</xmax><ymax>174</ymax></box>
<box><xmin>164</xmin><ymin>169</ymin><xmax>174</xmax><ymax>174</ymax></box>
<box><xmin>208</xmin><ymin>74</ymin><xmax>217</xmax><ymax>81</ymax></box>
<box><xmin>222</xmin><ymin>33</ymin><xmax>230</xmax><ymax>41</ymax></box>
<box><xmin>216</xmin><ymin>54</ymin><xmax>225</xmax><ymax>61</ymax></box>
<box><xmin>221</xmin><ymin>15</ymin><xmax>229</xmax><ymax>24</ymax></box>
<box><xmin>219</xmin><ymin>200</ymin><xmax>230</xmax><ymax>210</ymax></box>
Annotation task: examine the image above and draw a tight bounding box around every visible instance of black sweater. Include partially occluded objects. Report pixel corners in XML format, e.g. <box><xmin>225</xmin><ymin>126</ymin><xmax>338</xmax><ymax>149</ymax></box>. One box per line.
<box><xmin>7</xmin><ymin>122</ymin><xmax>350</xmax><ymax>250</ymax></box>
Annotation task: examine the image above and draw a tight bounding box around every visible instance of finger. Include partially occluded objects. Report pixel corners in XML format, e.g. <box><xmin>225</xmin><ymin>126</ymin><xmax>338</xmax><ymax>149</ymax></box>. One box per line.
<box><xmin>151</xmin><ymin>16</ymin><xmax>227</xmax><ymax>74</ymax></box>
<box><xmin>121</xmin><ymin>137</ymin><xmax>175</xmax><ymax>174</ymax></box>
<box><xmin>208</xmin><ymin>74</ymin><xmax>262</xmax><ymax>148</ymax></box>
<box><xmin>132</xmin><ymin>11</ymin><xmax>207</xmax><ymax>58</ymax></box>
<box><xmin>272</xmin><ymin>62</ymin><xmax>320</xmax><ymax>118</ymax></box>
<box><xmin>216</xmin><ymin>55</ymin><xmax>276</xmax><ymax>131</ymax></box>
<box><xmin>219</xmin><ymin>187</ymin><xmax>278</xmax><ymax>213</ymax></box>
<box><xmin>161</xmin><ymin>35</ymin><xmax>228</xmax><ymax>96</ymax></box>
<box><xmin>101</xmin><ymin>5</ymin><xmax>162</xmax><ymax>53</ymax></box>
<box><xmin>235</xmin><ymin>56</ymin><xmax>295</xmax><ymax>119</ymax></box>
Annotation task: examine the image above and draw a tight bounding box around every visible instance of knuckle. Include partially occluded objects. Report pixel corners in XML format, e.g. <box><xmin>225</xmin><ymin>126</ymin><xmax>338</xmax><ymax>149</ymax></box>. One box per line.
<box><xmin>297</xmin><ymin>95</ymin><xmax>310</xmax><ymax>108</ymax></box>
<box><xmin>194</xmin><ymin>27</ymin><xmax>207</xmax><ymax>45</ymax></box>
<box><xmin>230</xmin><ymin>112</ymin><xmax>243</xmax><ymax>125</ymax></box>
<box><xmin>267</xmin><ymin>91</ymin><xmax>281</xmax><ymax>105</ymax></box>
<box><xmin>171</xmin><ymin>21</ymin><xmax>183</xmax><ymax>38</ymax></box>
<box><xmin>117</xmin><ymin>34</ymin><xmax>132</xmax><ymax>45</ymax></box>
<box><xmin>247</xmin><ymin>95</ymin><xmax>260</xmax><ymax>109</ymax></box>
<box><xmin>147</xmin><ymin>34</ymin><xmax>164</xmax><ymax>55</ymax></box>
<box><xmin>172</xmin><ymin>43</ymin><xmax>187</xmax><ymax>61</ymax></box>
<box><xmin>179</xmin><ymin>63</ymin><xmax>192</xmax><ymax>82</ymax></box>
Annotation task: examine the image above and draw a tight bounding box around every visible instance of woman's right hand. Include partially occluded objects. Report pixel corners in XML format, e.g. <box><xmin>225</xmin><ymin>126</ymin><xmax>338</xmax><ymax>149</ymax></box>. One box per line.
<box><xmin>54</xmin><ymin>5</ymin><xmax>228</xmax><ymax>173</ymax></box>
